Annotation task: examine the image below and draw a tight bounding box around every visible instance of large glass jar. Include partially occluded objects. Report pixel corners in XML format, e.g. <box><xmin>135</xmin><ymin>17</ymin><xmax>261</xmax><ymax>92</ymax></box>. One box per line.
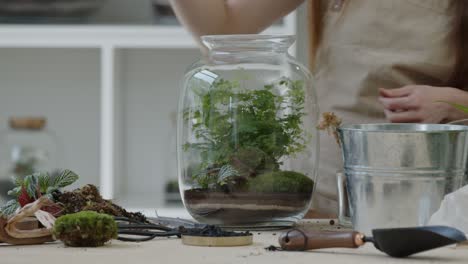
<box><xmin>0</xmin><ymin>117</ymin><xmax>63</xmax><ymax>203</ymax></box>
<box><xmin>178</xmin><ymin>35</ymin><xmax>319</xmax><ymax>227</ymax></box>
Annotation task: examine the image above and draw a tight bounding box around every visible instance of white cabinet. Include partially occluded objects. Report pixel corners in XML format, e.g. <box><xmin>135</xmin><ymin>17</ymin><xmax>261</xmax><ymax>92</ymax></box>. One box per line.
<box><xmin>0</xmin><ymin>10</ymin><xmax>301</xmax><ymax>210</ymax></box>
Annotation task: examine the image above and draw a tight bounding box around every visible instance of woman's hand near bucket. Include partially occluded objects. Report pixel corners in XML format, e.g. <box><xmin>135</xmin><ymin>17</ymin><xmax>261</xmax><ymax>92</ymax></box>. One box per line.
<box><xmin>379</xmin><ymin>85</ymin><xmax>468</xmax><ymax>123</ymax></box>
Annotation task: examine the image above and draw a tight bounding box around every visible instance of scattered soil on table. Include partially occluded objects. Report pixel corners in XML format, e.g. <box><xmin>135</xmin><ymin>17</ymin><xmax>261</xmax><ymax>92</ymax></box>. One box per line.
<box><xmin>265</xmin><ymin>245</ymin><xmax>281</xmax><ymax>251</ymax></box>
<box><xmin>184</xmin><ymin>189</ymin><xmax>311</xmax><ymax>225</ymax></box>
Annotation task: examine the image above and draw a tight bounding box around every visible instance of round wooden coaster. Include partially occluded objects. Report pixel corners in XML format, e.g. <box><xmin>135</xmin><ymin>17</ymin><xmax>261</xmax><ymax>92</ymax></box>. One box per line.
<box><xmin>182</xmin><ymin>234</ymin><xmax>253</xmax><ymax>247</ymax></box>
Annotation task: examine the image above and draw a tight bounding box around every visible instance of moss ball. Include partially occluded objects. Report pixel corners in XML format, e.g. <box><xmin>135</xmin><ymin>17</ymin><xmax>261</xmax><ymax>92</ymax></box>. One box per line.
<box><xmin>53</xmin><ymin>211</ymin><xmax>118</xmax><ymax>247</ymax></box>
<box><xmin>247</xmin><ymin>170</ymin><xmax>314</xmax><ymax>193</ymax></box>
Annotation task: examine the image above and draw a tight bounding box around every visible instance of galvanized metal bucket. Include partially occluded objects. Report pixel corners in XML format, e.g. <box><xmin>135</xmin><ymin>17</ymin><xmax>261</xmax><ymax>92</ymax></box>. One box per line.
<box><xmin>448</xmin><ymin>119</ymin><xmax>468</xmax><ymax>185</ymax></box>
<box><xmin>337</xmin><ymin>124</ymin><xmax>468</xmax><ymax>234</ymax></box>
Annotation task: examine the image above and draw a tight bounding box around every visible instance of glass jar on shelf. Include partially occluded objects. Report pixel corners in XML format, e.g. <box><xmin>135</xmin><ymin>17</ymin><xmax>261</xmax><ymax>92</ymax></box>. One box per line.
<box><xmin>0</xmin><ymin>117</ymin><xmax>63</xmax><ymax>203</ymax></box>
<box><xmin>177</xmin><ymin>35</ymin><xmax>319</xmax><ymax>228</ymax></box>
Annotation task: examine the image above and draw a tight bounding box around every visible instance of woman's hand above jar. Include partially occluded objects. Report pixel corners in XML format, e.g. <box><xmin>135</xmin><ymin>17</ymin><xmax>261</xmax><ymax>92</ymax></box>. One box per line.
<box><xmin>379</xmin><ymin>85</ymin><xmax>468</xmax><ymax>123</ymax></box>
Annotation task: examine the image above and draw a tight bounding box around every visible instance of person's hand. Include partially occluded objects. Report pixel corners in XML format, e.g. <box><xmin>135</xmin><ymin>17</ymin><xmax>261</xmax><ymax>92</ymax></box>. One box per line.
<box><xmin>378</xmin><ymin>85</ymin><xmax>459</xmax><ymax>123</ymax></box>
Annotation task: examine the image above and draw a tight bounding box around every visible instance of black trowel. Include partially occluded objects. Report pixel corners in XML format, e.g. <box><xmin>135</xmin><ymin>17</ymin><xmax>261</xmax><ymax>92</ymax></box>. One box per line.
<box><xmin>278</xmin><ymin>226</ymin><xmax>467</xmax><ymax>258</ymax></box>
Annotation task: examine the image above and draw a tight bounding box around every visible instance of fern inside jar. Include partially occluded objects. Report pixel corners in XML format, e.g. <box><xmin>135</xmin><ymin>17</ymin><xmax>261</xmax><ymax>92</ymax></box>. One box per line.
<box><xmin>177</xmin><ymin>35</ymin><xmax>319</xmax><ymax>228</ymax></box>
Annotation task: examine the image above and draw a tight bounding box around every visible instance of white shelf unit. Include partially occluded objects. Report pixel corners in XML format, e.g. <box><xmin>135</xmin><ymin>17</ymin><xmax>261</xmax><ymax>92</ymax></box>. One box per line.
<box><xmin>0</xmin><ymin>12</ymin><xmax>297</xmax><ymax>208</ymax></box>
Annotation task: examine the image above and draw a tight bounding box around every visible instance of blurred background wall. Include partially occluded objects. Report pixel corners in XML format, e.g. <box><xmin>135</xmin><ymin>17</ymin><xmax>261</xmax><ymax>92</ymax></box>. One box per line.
<box><xmin>0</xmin><ymin>0</ymin><xmax>308</xmax><ymax>208</ymax></box>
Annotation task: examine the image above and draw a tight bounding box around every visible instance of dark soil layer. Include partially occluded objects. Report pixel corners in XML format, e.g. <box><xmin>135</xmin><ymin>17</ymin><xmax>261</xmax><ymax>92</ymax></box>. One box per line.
<box><xmin>184</xmin><ymin>189</ymin><xmax>312</xmax><ymax>225</ymax></box>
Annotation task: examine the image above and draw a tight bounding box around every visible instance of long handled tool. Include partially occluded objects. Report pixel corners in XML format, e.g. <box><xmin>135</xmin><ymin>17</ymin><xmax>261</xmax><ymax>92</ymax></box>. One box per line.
<box><xmin>279</xmin><ymin>226</ymin><xmax>466</xmax><ymax>258</ymax></box>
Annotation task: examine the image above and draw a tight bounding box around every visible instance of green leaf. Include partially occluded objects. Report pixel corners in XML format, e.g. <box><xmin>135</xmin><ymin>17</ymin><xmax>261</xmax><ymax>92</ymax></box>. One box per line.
<box><xmin>44</xmin><ymin>193</ymin><xmax>55</xmax><ymax>201</ymax></box>
<box><xmin>217</xmin><ymin>165</ymin><xmax>240</xmax><ymax>185</ymax></box>
<box><xmin>0</xmin><ymin>200</ymin><xmax>20</xmax><ymax>216</ymax></box>
<box><xmin>23</xmin><ymin>174</ymin><xmax>39</xmax><ymax>199</ymax></box>
<box><xmin>13</xmin><ymin>176</ymin><xmax>23</xmax><ymax>187</ymax></box>
<box><xmin>217</xmin><ymin>165</ymin><xmax>240</xmax><ymax>186</ymax></box>
<box><xmin>46</xmin><ymin>186</ymin><xmax>59</xmax><ymax>194</ymax></box>
<box><xmin>7</xmin><ymin>186</ymin><xmax>22</xmax><ymax>197</ymax></box>
<box><xmin>439</xmin><ymin>101</ymin><xmax>468</xmax><ymax>114</ymax></box>
<box><xmin>38</xmin><ymin>172</ymin><xmax>51</xmax><ymax>194</ymax></box>
<box><xmin>52</xmin><ymin>169</ymin><xmax>79</xmax><ymax>188</ymax></box>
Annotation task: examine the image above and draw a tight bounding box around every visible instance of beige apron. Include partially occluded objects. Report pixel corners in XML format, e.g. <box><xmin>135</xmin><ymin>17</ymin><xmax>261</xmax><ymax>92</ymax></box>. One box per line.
<box><xmin>311</xmin><ymin>0</ymin><xmax>455</xmax><ymax>215</ymax></box>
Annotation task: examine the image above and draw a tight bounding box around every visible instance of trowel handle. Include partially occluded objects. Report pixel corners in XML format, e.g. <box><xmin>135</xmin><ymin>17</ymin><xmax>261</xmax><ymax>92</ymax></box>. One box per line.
<box><xmin>278</xmin><ymin>229</ymin><xmax>365</xmax><ymax>251</ymax></box>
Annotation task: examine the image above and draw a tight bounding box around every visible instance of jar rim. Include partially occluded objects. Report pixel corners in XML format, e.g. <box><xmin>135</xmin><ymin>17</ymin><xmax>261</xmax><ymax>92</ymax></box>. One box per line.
<box><xmin>201</xmin><ymin>34</ymin><xmax>296</xmax><ymax>52</ymax></box>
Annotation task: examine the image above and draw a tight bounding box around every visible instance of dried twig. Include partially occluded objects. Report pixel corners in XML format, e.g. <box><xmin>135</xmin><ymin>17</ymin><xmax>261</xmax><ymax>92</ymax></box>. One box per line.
<box><xmin>317</xmin><ymin>112</ymin><xmax>342</xmax><ymax>147</ymax></box>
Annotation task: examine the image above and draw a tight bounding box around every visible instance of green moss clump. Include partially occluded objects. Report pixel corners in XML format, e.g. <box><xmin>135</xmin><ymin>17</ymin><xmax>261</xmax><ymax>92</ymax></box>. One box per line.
<box><xmin>247</xmin><ymin>171</ymin><xmax>314</xmax><ymax>193</ymax></box>
<box><xmin>53</xmin><ymin>211</ymin><xmax>118</xmax><ymax>247</ymax></box>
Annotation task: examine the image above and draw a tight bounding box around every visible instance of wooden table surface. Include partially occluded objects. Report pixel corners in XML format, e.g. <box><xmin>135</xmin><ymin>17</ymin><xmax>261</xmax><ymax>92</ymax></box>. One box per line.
<box><xmin>1</xmin><ymin>219</ymin><xmax>467</xmax><ymax>264</ymax></box>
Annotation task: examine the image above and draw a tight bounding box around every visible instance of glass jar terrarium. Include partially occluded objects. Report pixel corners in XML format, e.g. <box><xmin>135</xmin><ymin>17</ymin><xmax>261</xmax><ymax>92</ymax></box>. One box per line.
<box><xmin>177</xmin><ymin>35</ymin><xmax>319</xmax><ymax>227</ymax></box>
<box><xmin>0</xmin><ymin>117</ymin><xmax>63</xmax><ymax>203</ymax></box>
